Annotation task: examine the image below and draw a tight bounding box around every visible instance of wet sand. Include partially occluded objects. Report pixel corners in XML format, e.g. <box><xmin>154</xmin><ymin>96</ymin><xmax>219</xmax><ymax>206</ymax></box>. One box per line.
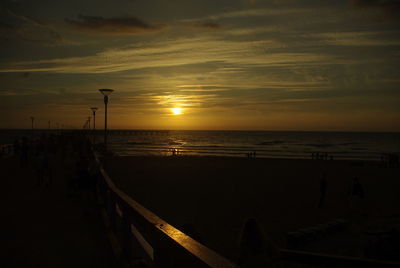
<box><xmin>104</xmin><ymin>156</ymin><xmax>400</xmax><ymax>261</ymax></box>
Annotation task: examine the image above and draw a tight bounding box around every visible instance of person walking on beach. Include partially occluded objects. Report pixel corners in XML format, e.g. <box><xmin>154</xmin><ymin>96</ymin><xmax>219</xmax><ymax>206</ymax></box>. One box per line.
<box><xmin>318</xmin><ymin>173</ymin><xmax>327</xmax><ymax>208</ymax></box>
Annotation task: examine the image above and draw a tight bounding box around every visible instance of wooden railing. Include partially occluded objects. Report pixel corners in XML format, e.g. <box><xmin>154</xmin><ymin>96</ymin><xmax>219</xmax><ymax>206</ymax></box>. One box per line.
<box><xmin>94</xmin><ymin>152</ymin><xmax>400</xmax><ymax>268</ymax></box>
<box><xmin>95</xmin><ymin>153</ymin><xmax>240</xmax><ymax>268</ymax></box>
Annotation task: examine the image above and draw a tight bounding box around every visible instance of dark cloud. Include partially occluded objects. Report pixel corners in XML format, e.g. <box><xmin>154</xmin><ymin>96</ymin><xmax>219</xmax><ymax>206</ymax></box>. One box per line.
<box><xmin>353</xmin><ymin>0</ymin><xmax>400</xmax><ymax>18</ymax></box>
<box><xmin>191</xmin><ymin>22</ymin><xmax>222</xmax><ymax>29</ymax></box>
<box><xmin>0</xmin><ymin>6</ymin><xmax>63</xmax><ymax>45</ymax></box>
<box><xmin>65</xmin><ymin>15</ymin><xmax>167</xmax><ymax>34</ymax></box>
<box><xmin>0</xmin><ymin>21</ymin><xmax>15</xmax><ymax>41</ymax></box>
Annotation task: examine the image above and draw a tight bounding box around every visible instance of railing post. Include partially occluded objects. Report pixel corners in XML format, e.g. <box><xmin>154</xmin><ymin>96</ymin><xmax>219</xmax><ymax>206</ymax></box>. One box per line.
<box><xmin>121</xmin><ymin>206</ymin><xmax>133</xmax><ymax>263</ymax></box>
<box><xmin>94</xmin><ymin>151</ymin><xmax>242</xmax><ymax>268</ymax></box>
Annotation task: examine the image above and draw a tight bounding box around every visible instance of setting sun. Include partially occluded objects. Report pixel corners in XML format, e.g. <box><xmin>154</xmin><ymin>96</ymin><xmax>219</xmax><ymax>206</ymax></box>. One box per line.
<box><xmin>171</xmin><ymin>107</ymin><xmax>182</xmax><ymax>115</ymax></box>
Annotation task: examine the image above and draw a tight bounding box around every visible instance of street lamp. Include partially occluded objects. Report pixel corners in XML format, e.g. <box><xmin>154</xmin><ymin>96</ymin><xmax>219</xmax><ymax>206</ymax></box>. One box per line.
<box><xmin>91</xmin><ymin>107</ymin><xmax>98</xmax><ymax>145</ymax></box>
<box><xmin>99</xmin><ymin>89</ymin><xmax>114</xmax><ymax>151</ymax></box>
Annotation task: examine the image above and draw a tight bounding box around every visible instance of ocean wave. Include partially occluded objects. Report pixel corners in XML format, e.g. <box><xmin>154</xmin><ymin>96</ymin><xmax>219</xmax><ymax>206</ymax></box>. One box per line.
<box><xmin>107</xmin><ymin>130</ymin><xmax>398</xmax><ymax>161</ymax></box>
<box><xmin>127</xmin><ymin>142</ymin><xmax>172</xmax><ymax>146</ymax></box>
<box><xmin>257</xmin><ymin>140</ymin><xmax>285</xmax><ymax>145</ymax></box>
<box><xmin>185</xmin><ymin>145</ymin><xmax>223</xmax><ymax>148</ymax></box>
<box><xmin>305</xmin><ymin>143</ymin><xmax>335</xmax><ymax>148</ymax></box>
<box><xmin>127</xmin><ymin>142</ymin><xmax>156</xmax><ymax>146</ymax></box>
<box><xmin>168</xmin><ymin>141</ymin><xmax>183</xmax><ymax>145</ymax></box>
<box><xmin>127</xmin><ymin>141</ymin><xmax>184</xmax><ymax>146</ymax></box>
<box><xmin>339</xmin><ymin>142</ymin><xmax>359</xmax><ymax>146</ymax></box>
<box><xmin>350</xmin><ymin>147</ymin><xmax>367</xmax><ymax>151</ymax></box>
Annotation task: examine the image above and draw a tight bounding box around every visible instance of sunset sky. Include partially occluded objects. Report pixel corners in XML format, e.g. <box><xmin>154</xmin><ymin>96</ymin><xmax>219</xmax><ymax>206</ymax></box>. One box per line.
<box><xmin>1</xmin><ymin>0</ymin><xmax>399</xmax><ymax>131</ymax></box>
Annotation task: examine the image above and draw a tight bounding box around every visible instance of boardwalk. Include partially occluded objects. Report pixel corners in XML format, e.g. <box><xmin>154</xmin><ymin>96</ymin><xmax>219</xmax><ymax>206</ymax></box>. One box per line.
<box><xmin>1</xmin><ymin>149</ymin><xmax>117</xmax><ymax>267</ymax></box>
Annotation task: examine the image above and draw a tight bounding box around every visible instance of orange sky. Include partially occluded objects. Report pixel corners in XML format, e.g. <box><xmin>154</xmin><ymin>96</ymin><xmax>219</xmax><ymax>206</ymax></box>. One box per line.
<box><xmin>1</xmin><ymin>0</ymin><xmax>399</xmax><ymax>131</ymax></box>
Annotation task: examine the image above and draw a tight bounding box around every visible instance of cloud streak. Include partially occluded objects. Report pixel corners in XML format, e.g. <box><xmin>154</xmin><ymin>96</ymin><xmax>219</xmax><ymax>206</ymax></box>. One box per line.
<box><xmin>302</xmin><ymin>31</ymin><xmax>400</xmax><ymax>47</ymax></box>
<box><xmin>190</xmin><ymin>22</ymin><xmax>222</xmax><ymax>29</ymax></box>
<box><xmin>181</xmin><ymin>7</ymin><xmax>309</xmax><ymax>23</ymax></box>
<box><xmin>0</xmin><ymin>6</ymin><xmax>65</xmax><ymax>45</ymax></box>
<box><xmin>352</xmin><ymin>0</ymin><xmax>400</xmax><ymax>18</ymax></box>
<box><xmin>65</xmin><ymin>15</ymin><xmax>167</xmax><ymax>34</ymax></box>
<box><xmin>0</xmin><ymin>36</ymin><xmax>335</xmax><ymax>74</ymax></box>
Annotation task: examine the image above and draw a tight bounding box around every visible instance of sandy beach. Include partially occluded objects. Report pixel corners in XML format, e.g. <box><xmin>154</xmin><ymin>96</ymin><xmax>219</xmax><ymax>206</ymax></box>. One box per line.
<box><xmin>104</xmin><ymin>156</ymin><xmax>400</xmax><ymax>261</ymax></box>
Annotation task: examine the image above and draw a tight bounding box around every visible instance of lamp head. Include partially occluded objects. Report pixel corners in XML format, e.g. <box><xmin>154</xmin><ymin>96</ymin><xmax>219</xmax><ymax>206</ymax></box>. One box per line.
<box><xmin>91</xmin><ymin>107</ymin><xmax>98</xmax><ymax>112</ymax></box>
<box><xmin>99</xmin><ymin>89</ymin><xmax>114</xmax><ymax>96</ymax></box>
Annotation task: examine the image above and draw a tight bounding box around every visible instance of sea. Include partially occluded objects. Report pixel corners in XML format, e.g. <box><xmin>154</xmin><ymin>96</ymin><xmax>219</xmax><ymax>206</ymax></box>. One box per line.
<box><xmin>1</xmin><ymin>129</ymin><xmax>399</xmax><ymax>161</ymax></box>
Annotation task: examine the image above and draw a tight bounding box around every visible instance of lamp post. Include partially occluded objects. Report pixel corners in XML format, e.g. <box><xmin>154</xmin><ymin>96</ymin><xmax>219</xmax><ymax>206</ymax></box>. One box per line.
<box><xmin>91</xmin><ymin>107</ymin><xmax>98</xmax><ymax>145</ymax></box>
<box><xmin>99</xmin><ymin>89</ymin><xmax>114</xmax><ymax>151</ymax></box>
<box><xmin>87</xmin><ymin>117</ymin><xmax>91</xmax><ymax>130</ymax></box>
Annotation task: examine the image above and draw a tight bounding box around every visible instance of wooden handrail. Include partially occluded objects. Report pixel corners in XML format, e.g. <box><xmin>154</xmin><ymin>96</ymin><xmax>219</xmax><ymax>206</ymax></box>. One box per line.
<box><xmin>96</xmin><ymin>153</ymin><xmax>240</xmax><ymax>268</ymax></box>
<box><xmin>95</xmin><ymin>152</ymin><xmax>400</xmax><ymax>268</ymax></box>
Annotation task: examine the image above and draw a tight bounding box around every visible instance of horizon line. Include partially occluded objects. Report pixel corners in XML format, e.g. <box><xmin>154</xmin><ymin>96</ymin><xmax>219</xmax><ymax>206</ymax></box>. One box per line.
<box><xmin>1</xmin><ymin>128</ymin><xmax>399</xmax><ymax>134</ymax></box>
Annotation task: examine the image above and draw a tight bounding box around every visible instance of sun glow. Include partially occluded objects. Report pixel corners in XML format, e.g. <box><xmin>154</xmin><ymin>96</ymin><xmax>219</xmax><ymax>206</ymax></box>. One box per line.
<box><xmin>171</xmin><ymin>107</ymin><xmax>182</xmax><ymax>115</ymax></box>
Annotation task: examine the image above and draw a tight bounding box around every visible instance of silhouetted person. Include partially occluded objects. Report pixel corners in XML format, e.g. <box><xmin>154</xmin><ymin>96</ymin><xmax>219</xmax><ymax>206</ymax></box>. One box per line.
<box><xmin>349</xmin><ymin>177</ymin><xmax>364</xmax><ymax>199</ymax></box>
<box><xmin>318</xmin><ymin>173</ymin><xmax>327</xmax><ymax>208</ymax></box>
<box><xmin>238</xmin><ymin>218</ymin><xmax>280</xmax><ymax>267</ymax></box>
